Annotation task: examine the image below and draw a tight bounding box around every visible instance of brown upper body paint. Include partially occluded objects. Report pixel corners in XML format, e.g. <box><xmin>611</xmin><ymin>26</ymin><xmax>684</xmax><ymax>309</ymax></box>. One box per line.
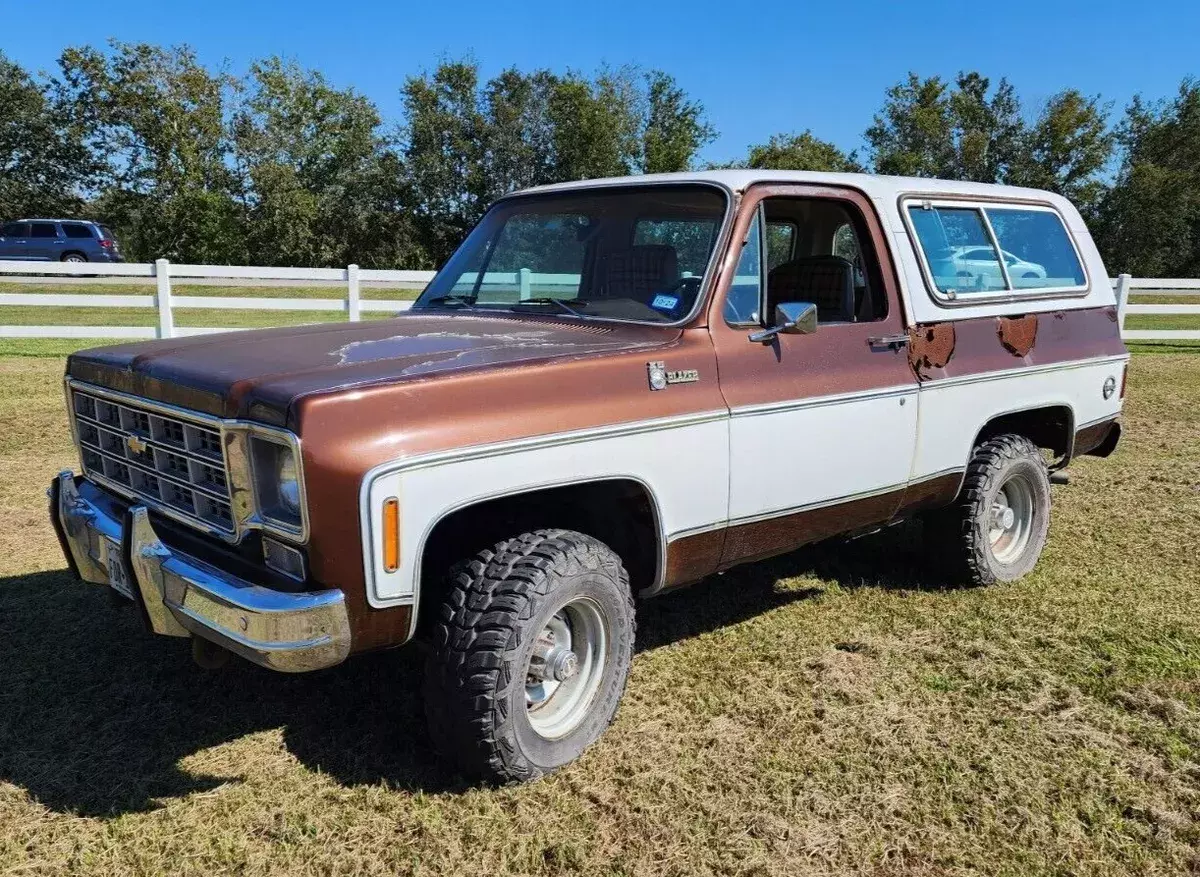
<box><xmin>63</xmin><ymin>181</ymin><xmax>1126</xmax><ymax>651</ymax></box>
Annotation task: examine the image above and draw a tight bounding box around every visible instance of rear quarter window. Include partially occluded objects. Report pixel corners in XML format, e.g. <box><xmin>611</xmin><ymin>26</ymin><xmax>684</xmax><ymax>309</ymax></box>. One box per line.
<box><xmin>905</xmin><ymin>200</ymin><xmax>1086</xmax><ymax>301</ymax></box>
<box><xmin>62</xmin><ymin>223</ymin><xmax>94</xmax><ymax>239</ymax></box>
<box><xmin>985</xmin><ymin>208</ymin><xmax>1086</xmax><ymax>289</ymax></box>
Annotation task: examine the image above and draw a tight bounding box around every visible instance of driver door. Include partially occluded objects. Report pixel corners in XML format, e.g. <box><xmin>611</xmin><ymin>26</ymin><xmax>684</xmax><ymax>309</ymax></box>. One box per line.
<box><xmin>709</xmin><ymin>184</ymin><xmax>919</xmax><ymax>567</ymax></box>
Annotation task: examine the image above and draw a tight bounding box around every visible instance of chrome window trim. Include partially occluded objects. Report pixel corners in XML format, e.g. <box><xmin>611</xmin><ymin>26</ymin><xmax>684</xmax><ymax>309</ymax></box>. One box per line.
<box><xmin>413</xmin><ymin>180</ymin><xmax>737</xmax><ymax>330</ymax></box>
<box><xmin>899</xmin><ymin>195</ymin><xmax>1091</xmax><ymax>307</ymax></box>
<box><xmin>66</xmin><ymin>378</ymin><xmax>310</xmax><ymax>545</ymax></box>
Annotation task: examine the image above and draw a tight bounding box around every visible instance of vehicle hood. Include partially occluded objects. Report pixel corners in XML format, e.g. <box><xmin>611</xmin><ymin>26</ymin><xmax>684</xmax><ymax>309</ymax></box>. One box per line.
<box><xmin>66</xmin><ymin>312</ymin><xmax>677</xmax><ymax>426</ymax></box>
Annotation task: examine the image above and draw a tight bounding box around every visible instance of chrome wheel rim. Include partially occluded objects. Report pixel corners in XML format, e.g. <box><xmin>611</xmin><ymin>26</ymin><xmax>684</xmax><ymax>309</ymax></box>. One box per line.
<box><xmin>64</xmin><ymin>255</ymin><xmax>84</xmax><ymax>263</ymax></box>
<box><xmin>525</xmin><ymin>596</ymin><xmax>608</xmax><ymax>740</ymax></box>
<box><xmin>989</xmin><ymin>473</ymin><xmax>1035</xmax><ymax>564</ymax></box>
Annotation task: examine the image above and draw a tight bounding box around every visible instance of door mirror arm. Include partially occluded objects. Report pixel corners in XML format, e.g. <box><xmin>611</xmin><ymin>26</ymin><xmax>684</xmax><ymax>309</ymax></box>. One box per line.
<box><xmin>748</xmin><ymin>302</ymin><xmax>818</xmax><ymax>344</ymax></box>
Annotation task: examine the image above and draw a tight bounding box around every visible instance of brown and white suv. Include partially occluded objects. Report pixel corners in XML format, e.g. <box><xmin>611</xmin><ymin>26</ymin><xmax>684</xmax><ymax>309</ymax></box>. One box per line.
<box><xmin>51</xmin><ymin>171</ymin><xmax>1127</xmax><ymax>782</ymax></box>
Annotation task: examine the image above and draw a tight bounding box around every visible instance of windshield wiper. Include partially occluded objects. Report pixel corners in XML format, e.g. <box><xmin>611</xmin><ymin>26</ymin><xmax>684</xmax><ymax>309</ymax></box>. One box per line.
<box><xmin>422</xmin><ymin>293</ymin><xmax>477</xmax><ymax>308</ymax></box>
<box><xmin>511</xmin><ymin>297</ymin><xmax>587</xmax><ymax>317</ymax></box>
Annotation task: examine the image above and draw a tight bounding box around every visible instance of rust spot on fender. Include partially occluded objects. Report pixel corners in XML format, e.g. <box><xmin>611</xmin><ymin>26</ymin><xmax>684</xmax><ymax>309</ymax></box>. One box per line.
<box><xmin>997</xmin><ymin>314</ymin><xmax>1038</xmax><ymax>357</ymax></box>
<box><xmin>907</xmin><ymin>323</ymin><xmax>956</xmax><ymax>379</ymax></box>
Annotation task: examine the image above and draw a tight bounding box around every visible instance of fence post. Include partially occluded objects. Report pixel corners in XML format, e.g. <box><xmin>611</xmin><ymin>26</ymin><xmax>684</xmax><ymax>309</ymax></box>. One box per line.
<box><xmin>518</xmin><ymin>267</ymin><xmax>532</xmax><ymax>301</ymax></box>
<box><xmin>155</xmin><ymin>258</ymin><xmax>174</xmax><ymax>339</ymax></box>
<box><xmin>347</xmin><ymin>264</ymin><xmax>361</xmax><ymax>322</ymax></box>
<box><xmin>1115</xmin><ymin>273</ymin><xmax>1131</xmax><ymax>332</ymax></box>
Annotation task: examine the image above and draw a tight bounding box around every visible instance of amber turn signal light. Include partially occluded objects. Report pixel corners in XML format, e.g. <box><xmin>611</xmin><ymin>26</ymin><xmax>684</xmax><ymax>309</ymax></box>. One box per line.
<box><xmin>382</xmin><ymin>497</ymin><xmax>400</xmax><ymax>572</ymax></box>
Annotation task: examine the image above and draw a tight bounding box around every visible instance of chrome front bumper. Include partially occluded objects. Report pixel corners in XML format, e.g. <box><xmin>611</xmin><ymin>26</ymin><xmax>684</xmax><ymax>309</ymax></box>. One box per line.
<box><xmin>51</xmin><ymin>471</ymin><xmax>351</xmax><ymax>672</ymax></box>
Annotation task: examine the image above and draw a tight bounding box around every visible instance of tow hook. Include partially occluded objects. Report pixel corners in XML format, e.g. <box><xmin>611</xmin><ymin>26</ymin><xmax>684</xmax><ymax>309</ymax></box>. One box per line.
<box><xmin>192</xmin><ymin>636</ymin><xmax>232</xmax><ymax>669</ymax></box>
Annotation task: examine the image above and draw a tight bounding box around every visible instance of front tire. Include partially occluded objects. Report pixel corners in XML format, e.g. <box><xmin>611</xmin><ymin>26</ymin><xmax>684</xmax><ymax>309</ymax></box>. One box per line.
<box><xmin>423</xmin><ymin>529</ymin><xmax>636</xmax><ymax>784</ymax></box>
<box><xmin>927</xmin><ymin>434</ymin><xmax>1051</xmax><ymax>586</ymax></box>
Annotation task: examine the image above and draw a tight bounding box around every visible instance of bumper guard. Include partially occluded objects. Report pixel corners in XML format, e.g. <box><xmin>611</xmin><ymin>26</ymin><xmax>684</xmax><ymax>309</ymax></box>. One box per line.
<box><xmin>52</xmin><ymin>471</ymin><xmax>351</xmax><ymax>672</ymax></box>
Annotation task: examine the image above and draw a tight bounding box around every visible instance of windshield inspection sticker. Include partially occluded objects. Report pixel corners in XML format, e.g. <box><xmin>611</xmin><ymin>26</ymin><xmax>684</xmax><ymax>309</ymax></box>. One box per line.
<box><xmin>651</xmin><ymin>293</ymin><xmax>679</xmax><ymax>311</ymax></box>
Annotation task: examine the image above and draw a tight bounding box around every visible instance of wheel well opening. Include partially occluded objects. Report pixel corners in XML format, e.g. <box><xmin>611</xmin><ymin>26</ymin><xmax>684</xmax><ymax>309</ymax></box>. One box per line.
<box><xmin>973</xmin><ymin>405</ymin><xmax>1074</xmax><ymax>462</ymax></box>
<box><xmin>416</xmin><ymin>479</ymin><xmax>659</xmax><ymax>636</ymax></box>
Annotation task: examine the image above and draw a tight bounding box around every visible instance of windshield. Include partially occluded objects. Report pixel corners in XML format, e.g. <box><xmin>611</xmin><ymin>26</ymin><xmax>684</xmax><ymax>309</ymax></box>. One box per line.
<box><xmin>413</xmin><ymin>185</ymin><xmax>728</xmax><ymax>324</ymax></box>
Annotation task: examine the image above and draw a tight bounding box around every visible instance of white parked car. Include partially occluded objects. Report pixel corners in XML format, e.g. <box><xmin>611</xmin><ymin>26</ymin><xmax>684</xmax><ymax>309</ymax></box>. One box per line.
<box><xmin>953</xmin><ymin>245</ymin><xmax>1047</xmax><ymax>286</ymax></box>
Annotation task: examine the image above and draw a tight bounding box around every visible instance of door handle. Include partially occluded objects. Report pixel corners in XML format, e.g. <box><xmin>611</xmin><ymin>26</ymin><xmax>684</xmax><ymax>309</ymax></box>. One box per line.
<box><xmin>867</xmin><ymin>333</ymin><xmax>910</xmax><ymax>349</ymax></box>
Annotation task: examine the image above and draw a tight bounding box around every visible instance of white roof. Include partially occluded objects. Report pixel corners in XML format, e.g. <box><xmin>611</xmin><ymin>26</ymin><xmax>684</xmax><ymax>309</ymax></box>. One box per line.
<box><xmin>518</xmin><ymin>169</ymin><xmax>1071</xmax><ymax>209</ymax></box>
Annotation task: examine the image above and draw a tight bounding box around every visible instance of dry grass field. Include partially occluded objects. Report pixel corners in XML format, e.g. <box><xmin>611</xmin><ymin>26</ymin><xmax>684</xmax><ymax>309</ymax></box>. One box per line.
<box><xmin>1</xmin><ymin>349</ymin><xmax>1198</xmax><ymax>876</ymax></box>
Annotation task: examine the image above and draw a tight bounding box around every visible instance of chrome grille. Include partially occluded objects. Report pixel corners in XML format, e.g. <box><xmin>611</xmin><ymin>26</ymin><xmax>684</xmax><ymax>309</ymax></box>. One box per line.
<box><xmin>71</xmin><ymin>387</ymin><xmax>235</xmax><ymax>533</ymax></box>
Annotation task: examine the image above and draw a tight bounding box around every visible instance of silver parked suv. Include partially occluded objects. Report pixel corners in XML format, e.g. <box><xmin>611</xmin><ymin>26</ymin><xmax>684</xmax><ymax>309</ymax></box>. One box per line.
<box><xmin>0</xmin><ymin>219</ymin><xmax>123</xmax><ymax>262</ymax></box>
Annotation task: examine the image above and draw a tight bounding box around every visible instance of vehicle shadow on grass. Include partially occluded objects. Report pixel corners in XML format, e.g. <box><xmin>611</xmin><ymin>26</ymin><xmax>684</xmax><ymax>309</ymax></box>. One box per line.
<box><xmin>0</xmin><ymin>530</ymin><xmax>941</xmax><ymax>816</ymax></box>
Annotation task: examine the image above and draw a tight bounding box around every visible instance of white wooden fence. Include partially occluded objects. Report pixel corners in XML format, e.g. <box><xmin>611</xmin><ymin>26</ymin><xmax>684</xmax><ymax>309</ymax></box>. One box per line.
<box><xmin>0</xmin><ymin>260</ymin><xmax>1197</xmax><ymax>342</ymax></box>
<box><xmin>0</xmin><ymin>259</ymin><xmax>431</xmax><ymax>339</ymax></box>
<box><xmin>1114</xmin><ymin>273</ymin><xmax>1200</xmax><ymax>341</ymax></box>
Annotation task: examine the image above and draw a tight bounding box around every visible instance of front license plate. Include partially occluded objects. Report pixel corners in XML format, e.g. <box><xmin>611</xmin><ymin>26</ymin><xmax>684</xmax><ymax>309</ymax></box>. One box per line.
<box><xmin>104</xmin><ymin>537</ymin><xmax>135</xmax><ymax>600</ymax></box>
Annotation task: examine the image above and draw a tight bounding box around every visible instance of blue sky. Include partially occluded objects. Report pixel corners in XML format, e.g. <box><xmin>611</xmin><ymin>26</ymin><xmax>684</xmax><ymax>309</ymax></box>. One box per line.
<box><xmin>4</xmin><ymin>0</ymin><xmax>1197</xmax><ymax>163</ymax></box>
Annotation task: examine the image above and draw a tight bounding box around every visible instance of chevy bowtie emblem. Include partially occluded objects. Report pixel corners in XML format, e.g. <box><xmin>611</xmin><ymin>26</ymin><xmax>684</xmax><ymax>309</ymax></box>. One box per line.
<box><xmin>126</xmin><ymin>435</ymin><xmax>149</xmax><ymax>455</ymax></box>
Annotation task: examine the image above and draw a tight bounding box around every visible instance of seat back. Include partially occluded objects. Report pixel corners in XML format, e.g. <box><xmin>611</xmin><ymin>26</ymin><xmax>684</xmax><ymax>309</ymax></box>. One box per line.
<box><xmin>599</xmin><ymin>244</ymin><xmax>678</xmax><ymax>303</ymax></box>
<box><xmin>766</xmin><ymin>255</ymin><xmax>856</xmax><ymax>323</ymax></box>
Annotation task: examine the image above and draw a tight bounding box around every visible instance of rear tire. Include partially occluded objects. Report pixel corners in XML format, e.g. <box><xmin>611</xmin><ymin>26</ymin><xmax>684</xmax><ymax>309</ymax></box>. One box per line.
<box><xmin>61</xmin><ymin>252</ymin><xmax>87</xmax><ymax>263</ymax></box>
<box><xmin>423</xmin><ymin>529</ymin><xmax>635</xmax><ymax>784</ymax></box>
<box><xmin>926</xmin><ymin>434</ymin><xmax>1051</xmax><ymax>586</ymax></box>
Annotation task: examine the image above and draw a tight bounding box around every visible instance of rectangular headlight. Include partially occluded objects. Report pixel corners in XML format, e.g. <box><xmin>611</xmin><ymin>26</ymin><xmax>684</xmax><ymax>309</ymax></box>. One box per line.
<box><xmin>249</xmin><ymin>436</ymin><xmax>305</xmax><ymax>532</ymax></box>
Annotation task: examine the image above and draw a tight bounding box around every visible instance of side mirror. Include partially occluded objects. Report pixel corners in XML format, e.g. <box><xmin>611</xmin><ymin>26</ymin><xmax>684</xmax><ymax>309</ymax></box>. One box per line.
<box><xmin>748</xmin><ymin>301</ymin><xmax>818</xmax><ymax>344</ymax></box>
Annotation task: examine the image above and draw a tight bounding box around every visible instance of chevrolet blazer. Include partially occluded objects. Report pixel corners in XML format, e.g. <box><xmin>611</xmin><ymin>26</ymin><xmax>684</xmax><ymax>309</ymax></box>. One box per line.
<box><xmin>51</xmin><ymin>170</ymin><xmax>1128</xmax><ymax>783</ymax></box>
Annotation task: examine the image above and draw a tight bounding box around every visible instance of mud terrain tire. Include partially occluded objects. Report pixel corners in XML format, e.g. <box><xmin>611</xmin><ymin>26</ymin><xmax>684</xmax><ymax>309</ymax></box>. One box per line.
<box><xmin>423</xmin><ymin>529</ymin><xmax>635</xmax><ymax>784</ymax></box>
<box><xmin>927</xmin><ymin>434</ymin><xmax>1052</xmax><ymax>586</ymax></box>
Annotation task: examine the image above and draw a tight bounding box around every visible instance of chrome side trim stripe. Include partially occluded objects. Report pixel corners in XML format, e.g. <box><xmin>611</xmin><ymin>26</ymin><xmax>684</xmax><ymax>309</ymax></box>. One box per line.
<box><xmin>919</xmin><ymin>353</ymin><xmax>1129</xmax><ymax>390</ymax></box>
<box><xmin>730</xmin><ymin>384</ymin><xmax>914</xmax><ymax>419</ymax></box>
<box><xmin>361</xmin><ymin>408</ymin><xmax>730</xmax><ymax>482</ymax></box>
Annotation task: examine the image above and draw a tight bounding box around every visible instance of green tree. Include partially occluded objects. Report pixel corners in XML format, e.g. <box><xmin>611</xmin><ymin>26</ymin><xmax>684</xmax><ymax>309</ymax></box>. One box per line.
<box><xmin>1009</xmin><ymin>90</ymin><xmax>1113</xmax><ymax>213</ymax></box>
<box><xmin>481</xmin><ymin>68</ymin><xmax>558</xmax><ymax>200</ymax></box>
<box><xmin>734</xmin><ymin>130</ymin><xmax>862</xmax><ymax>172</ymax></box>
<box><xmin>865</xmin><ymin>72</ymin><xmax>1023</xmax><ymax>182</ymax></box>
<box><xmin>1095</xmin><ymin>81</ymin><xmax>1200</xmax><ymax>277</ymax></box>
<box><xmin>0</xmin><ymin>51</ymin><xmax>99</xmax><ymax>219</ymax></box>
<box><xmin>233</xmin><ymin>57</ymin><xmax>418</xmax><ymax>267</ymax></box>
<box><xmin>56</xmin><ymin>41</ymin><xmax>241</xmax><ymax>262</ymax></box>
<box><xmin>641</xmin><ymin>71</ymin><xmax>715</xmax><ymax>173</ymax></box>
<box><xmin>546</xmin><ymin>66</ymin><xmax>643</xmax><ymax>182</ymax></box>
<box><xmin>402</xmin><ymin>60</ymin><xmax>716</xmax><ymax>265</ymax></box>
<box><xmin>401</xmin><ymin>60</ymin><xmax>490</xmax><ymax>265</ymax></box>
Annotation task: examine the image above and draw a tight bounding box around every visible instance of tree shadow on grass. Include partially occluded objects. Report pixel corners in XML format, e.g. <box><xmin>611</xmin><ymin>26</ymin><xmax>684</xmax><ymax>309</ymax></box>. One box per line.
<box><xmin>0</xmin><ymin>528</ymin><xmax>944</xmax><ymax>816</ymax></box>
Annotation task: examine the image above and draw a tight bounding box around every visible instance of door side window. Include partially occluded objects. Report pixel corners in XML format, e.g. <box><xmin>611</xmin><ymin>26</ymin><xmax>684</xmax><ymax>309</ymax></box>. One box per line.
<box><xmin>762</xmin><ymin>198</ymin><xmax>887</xmax><ymax>324</ymax></box>
<box><xmin>724</xmin><ymin>212</ymin><xmax>762</xmax><ymax>325</ymax></box>
<box><xmin>30</xmin><ymin>222</ymin><xmax>58</xmax><ymax>238</ymax></box>
<box><xmin>1</xmin><ymin>222</ymin><xmax>29</xmax><ymax>237</ymax></box>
